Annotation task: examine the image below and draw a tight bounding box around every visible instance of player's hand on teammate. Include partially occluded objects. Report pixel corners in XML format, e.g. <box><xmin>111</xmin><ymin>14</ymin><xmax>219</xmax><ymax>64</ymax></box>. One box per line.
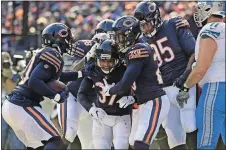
<box><xmin>101</xmin><ymin>79</ymin><xmax>115</xmax><ymax>96</ymax></box>
<box><xmin>175</xmin><ymin>16</ymin><xmax>190</xmax><ymax>29</ymax></box>
<box><xmin>176</xmin><ymin>85</ymin><xmax>190</xmax><ymax>108</ymax></box>
<box><xmin>89</xmin><ymin>106</ymin><xmax>107</xmax><ymax>121</ymax></box>
<box><xmin>117</xmin><ymin>96</ymin><xmax>135</xmax><ymax>108</ymax></box>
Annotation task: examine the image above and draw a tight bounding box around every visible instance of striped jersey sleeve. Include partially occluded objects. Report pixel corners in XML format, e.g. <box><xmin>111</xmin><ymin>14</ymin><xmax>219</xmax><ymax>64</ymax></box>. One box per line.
<box><xmin>39</xmin><ymin>49</ymin><xmax>62</xmax><ymax>73</ymax></box>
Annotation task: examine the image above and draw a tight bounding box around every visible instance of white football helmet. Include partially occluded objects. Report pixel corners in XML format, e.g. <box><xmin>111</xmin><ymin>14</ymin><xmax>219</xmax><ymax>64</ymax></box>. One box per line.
<box><xmin>194</xmin><ymin>1</ymin><xmax>225</xmax><ymax>27</ymax></box>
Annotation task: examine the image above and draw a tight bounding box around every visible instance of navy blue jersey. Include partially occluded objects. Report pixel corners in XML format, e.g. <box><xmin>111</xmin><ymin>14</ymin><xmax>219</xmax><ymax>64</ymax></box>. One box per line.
<box><xmin>140</xmin><ymin>17</ymin><xmax>195</xmax><ymax>86</ymax></box>
<box><xmin>78</xmin><ymin>63</ymin><xmax>132</xmax><ymax>116</ymax></box>
<box><xmin>10</xmin><ymin>47</ymin><xmax>64</xmax><ymax>106</ymax></box>
<box><xmin>109</xmin><ymin>43</ymin><xmax>165</xmax><ymax>105</ymax></box>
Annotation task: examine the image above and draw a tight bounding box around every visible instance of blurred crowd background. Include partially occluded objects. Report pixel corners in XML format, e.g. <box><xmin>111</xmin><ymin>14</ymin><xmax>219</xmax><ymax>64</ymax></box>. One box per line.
<box><xmin>1</xmin><ymin>1</ymin><xmax>200</xmax><ymax>53</ymax></box>
<box><xmin>1</xmin><ymin>1</ymin><xmax>201</xmax><ymax>149</ymax></box>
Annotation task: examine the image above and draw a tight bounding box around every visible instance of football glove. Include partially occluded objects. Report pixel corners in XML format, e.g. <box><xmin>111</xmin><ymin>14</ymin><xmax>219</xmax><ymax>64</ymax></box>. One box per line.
<box><xmin>89</xmin><ymin>106</ymin><xmax>107</xmax><ymax>121</ymax></box>
<box><xmin>176</xmin><ymin>85</ymin><xmax>190</xmax><ymax>108</ymax></box>
<box><xmin>92</xmin><ymin>33</ymin><xmax>110</xmax><ymax>43</ymax></box>
<box><xmin>102</xmin><ymin>79</ymin><xmax>115</xmax><ymax>96</ymax></box>
<box><xmin>117</xmin><ymin>96</ymin><xmax>135</xmax><ymax>108</ymax></box>
<box><xmin>85</xmin><ymin>43</ymin><xmax>99</xmax><ymax>61</ymax></box>
<box><xmin>53</xmin><ymin>89</ymin><xmax>69</xmax><ymax>104</ymax></box>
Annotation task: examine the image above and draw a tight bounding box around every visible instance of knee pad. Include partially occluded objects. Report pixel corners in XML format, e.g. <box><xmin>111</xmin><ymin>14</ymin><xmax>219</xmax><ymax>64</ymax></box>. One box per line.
<box><xmin>134</xmin><ymin>141</ymin><xmax>149</xmax><ymax>149</ymax></box>
<box><xmin>113</xmin><ymin>137</ymin><xmax>129</xmax><ymax>149</ymax></box>
<box><xmin>43</xmin><ymin>136</ymin><xmax>68</xmax><ymax>150</ymax></box>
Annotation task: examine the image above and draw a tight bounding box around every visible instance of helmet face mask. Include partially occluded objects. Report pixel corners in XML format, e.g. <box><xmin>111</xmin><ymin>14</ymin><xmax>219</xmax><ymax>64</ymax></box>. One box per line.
<box><xmin>114</xmin><ymin>30</ymin><xmax>127</xmax><ymax>53</ymax></box>
<box><xmin>194</xmin><ymin>2</ymin><xmax>225</xmax><ymax>27</ymax></box>
<box><xmin>140</xmin><ymin>20</ymin><xmax>155</xmax><ymax>37</ymax></box>
<box><xmin>96</xmin><ymin>56</ymin><xmax>118</xmax><ymax>74</ymax></box>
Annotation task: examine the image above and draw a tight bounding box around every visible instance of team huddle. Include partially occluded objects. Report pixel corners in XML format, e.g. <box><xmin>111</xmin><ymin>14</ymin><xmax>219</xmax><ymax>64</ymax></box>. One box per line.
<box><xmin>2</xmin><ymin>1</ymin><xmax>225</xmax><ymax>150</ymax></box>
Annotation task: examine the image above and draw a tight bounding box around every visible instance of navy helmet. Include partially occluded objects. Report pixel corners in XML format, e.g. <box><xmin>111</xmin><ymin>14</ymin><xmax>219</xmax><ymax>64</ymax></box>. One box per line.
<box><xmin>133</xmin><ymin>1</ymin><xmax>162</xmax><ymax>38</ymax></box>
<box><xmin>96</xmin><ymin>39</ymin><xmax>119</xmax><ymax>74</ymax></box>
<box><xmin>110</xmin><ymin>16</ymin><xmax>141</xmax><ymax>53</ymax></box>
<box><xmin>42</xmin><ymin>23</ymin><xmax>74</xmax><ymax>55</ymax></box>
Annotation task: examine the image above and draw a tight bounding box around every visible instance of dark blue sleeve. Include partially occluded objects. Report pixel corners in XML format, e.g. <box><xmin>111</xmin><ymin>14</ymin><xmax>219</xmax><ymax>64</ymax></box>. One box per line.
<box><xmin>109</xmin><ymin>59</ymin><xmax>144</xmax><ymax>95</ymax></box>
<box><xmin>67</xmin><ymin>78</ymin><xmax>83</xmax><ymax>98</ymax></box>
<box><xmin>177</xmin><ymin>27</ymin><xmax>195</xmax><ymax>57</ymax></box>
<box><xmin>77</xmin><ymin>77</ymin><xmax>94</xmax><ymax>112</ymax></box>
<box><xmin>28</xmin><ymin>62</ymin><xmax>57</xmax><ymax>98</ymax></box>
<box><xmin>59</xmin><ymin>71</ymin><xmax>80</xmax><ymax>83</ymax></box>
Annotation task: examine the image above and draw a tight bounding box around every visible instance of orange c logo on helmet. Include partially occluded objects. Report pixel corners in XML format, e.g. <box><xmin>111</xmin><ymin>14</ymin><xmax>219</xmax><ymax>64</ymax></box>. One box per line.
<box><xmin>58</xmin><ymin>29</ymin><xmax>69</xmax><ymax>38</ymax></box>
<box><xmin>122</xmin><ymin>19</ymin><xmax>135</xmax><ymax>27</ymax></box>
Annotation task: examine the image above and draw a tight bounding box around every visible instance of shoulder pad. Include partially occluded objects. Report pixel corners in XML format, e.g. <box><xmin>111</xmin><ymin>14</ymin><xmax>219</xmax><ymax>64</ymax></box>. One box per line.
<box><xmin>200</xmin><ymin>22</ymin><xmax>224</xmax><ymax>40</ymax></box>
<box><xmin>39</xmin><ymin>47</ymin><xmax>63</xmax><ymax>72</ymax></box>
<box><xmin>128</xmin><ymin>43</ymin><xmax>150</xmax><ymax>60</ymax></box>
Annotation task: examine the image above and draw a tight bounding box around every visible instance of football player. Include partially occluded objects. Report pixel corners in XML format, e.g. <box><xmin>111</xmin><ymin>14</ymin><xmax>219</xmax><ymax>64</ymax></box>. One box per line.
<box><xmin>103</xmin><ymin>16</ymin><xmax>170</xmax><ymax>150</ymax></box>
<box><xmin>134</xmin><ymin>1</ymin><xmax>196</xmax><ymax>149</ymax></box>
<box><xmin>57</xmin><ymin>19</ymin><xmax>114</xmax><ymax>149</ymax></box>
<box><xmin>78</xmin><ymin>39</ymin><xmax>133</xmax><ymax>149</ymax></box>
<box><xmin>177</xmin><ymin>2</ymin><xmax>225</xmax><ymax>149</ymax></box>
<box><xmin>2</xmin><ymin>23</ymin><xmax>84</xmax><ymax>149</ymax></box>
<box><xmin>57</xmin><ymin>39</ymin><xmax>96</xmax><ymax>149</ymax></box>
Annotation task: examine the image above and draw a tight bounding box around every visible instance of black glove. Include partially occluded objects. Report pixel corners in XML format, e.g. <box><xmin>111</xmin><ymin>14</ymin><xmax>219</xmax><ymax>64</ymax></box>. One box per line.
<box><xmin>173</xmin><ymin>76</ymin><xmax>186</xmax><ymax>89</ymax></box>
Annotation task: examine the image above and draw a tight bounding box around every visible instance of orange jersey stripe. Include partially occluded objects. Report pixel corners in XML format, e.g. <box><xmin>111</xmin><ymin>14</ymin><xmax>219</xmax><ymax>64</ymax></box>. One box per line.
<box><xmin>45</xmin><ymin>52</ymin><xmax>61</xmax><ymax>65</ymax></box>
<box><xmin>41</xmin><ymin>53</ymin><xmax>61</xmax><ymax>69</ymax></box>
